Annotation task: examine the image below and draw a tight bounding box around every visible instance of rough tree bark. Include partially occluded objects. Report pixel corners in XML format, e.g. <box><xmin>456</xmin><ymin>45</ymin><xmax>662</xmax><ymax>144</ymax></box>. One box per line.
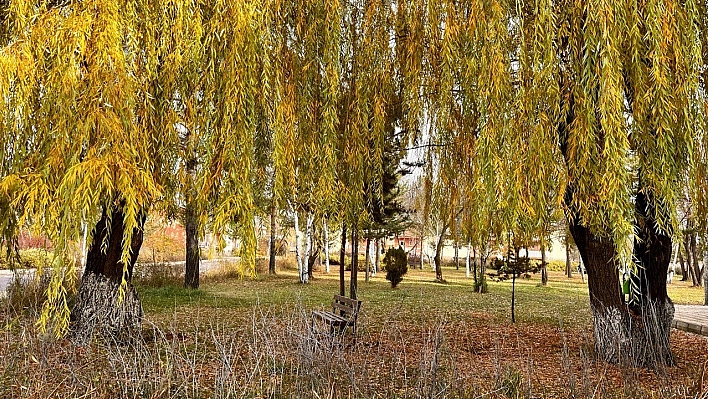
<box><xmin>567</xmin><ymin>189</ymin><xmax>674</xmax><ymax>367</ymax></box>
<box><xmin>70</xmin><ymin>206</ymin><xmax>145</xmax><ymax>344</ymax></box>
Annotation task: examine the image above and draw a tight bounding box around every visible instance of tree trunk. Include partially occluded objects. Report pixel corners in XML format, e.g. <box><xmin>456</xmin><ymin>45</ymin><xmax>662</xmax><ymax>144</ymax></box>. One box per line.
<box><xmin>511</xmin><ymin>270</ymin><xmax>516</xmax><ymax>323</ymax></box>
<box><xmin>679</xmin><ymin>250</ymin><xmax>688</xmax><ymax>281</ymax></box>
<box><xmin>704</xmin><ymin>252</ymin><xmax>708</xmax><ymax>306</ymax></box>
<box><xmin>565</xmin><ymin>234</ymin><xmax>573</xmax><ymax>278</ymax></box>
<box><xmin>374</xmin><ymin>238</ymin><xmax>380</xmax><ymax>276</ymax></box>
<box><xmin>350</xmin><ymin>229</ymin><xmax>359</xmax><ymax>300</ymax></box>
<box><xmin>465</xmin><ymin>240</ymin><xmax>471</xmax><ymax>278</ymax></box>
<box><xmin>339</xmin><ymin>224</ymin><xmax>346</xmax><ymax>297</ymax></box>
<box><xmin>70</xmin><ymin>206</ymin><xmax>145</xmax><ymax>344</ymax></box>
<box><xmin>541</xmin><ymin>245</ymin><xmax>548</xmax><ymax>286</ymax></box>
<box><xmin>454</xmin><ymin>240</ymin><xmax>459</xmax><ymax>270</ymax></box>
<box><xmin>685</xmin><ymin>234</ymin><xmax>697</xmax><ymax>286</ymax></box>
<box><xmin>304</xmin><ymin>212</ymin><xmax>313</xmax><ymax>282</ymax></box>
<box><xmin>568</xmin><ymin>190</ymin><xmax>674</xmax><ymax>367</ymax></box>
<box><xmin>691</xmin><ymin>233</ymin><xmax>702</xmax><ymax>287</ymax></box>
<box><xmin>324</xmin><ymin>220</ymin><xmax>330</xmax><ymax>274</ymax></box>
<box><xmin>293</xmin><ymin>208</ymin><xmax>304</xmax><ymax>283</ymax></box>
<box><xmin>434</xmin><ymin>232</ymin><xmax>445</xmax><ymax>282</ymax></box>
<box><xmin>268</xmin><ymin>192</ymin><xmax>277</xmax><ymax>275</ymax></box>
<box><xmin>365</xmin><ymin>236</ymin><xmax>371</xmax><ymax>283</ymax></box>
<box><xmin>184</xmin><ymin>200</ymin><xmax>200</xmax><ymax>289</ymax></box>
<box><xmin>419</xmin><ymin>233</ymin><xmax>424</xmax><ymax>270</ymax></box>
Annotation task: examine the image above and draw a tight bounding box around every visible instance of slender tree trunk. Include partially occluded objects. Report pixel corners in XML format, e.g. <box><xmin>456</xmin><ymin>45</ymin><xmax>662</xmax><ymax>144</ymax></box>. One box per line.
<box><xmin>455</xmin><ymin>240</ymin><xmax>459</xmax><ymax>270</ymax></box>
<box><xmin>70</xmin><ymin>206</ymin><xmax>145</xmax><ymax>344</ymax></box>
<box><xmin>374</xmin><ymin>238</ymin><xmax>380</xmax><ymax>276</ymax></box>
<box><xmin>80</xmin><ymin>221</ymin><xmax>88</xmax><ymax>268</ymax></box>
<box><xmin>293</xmin><ymin>208</ymin><xmax>304</xmax><ymax>283</ymax></box>
<box><xmin>691</xmin><ymin>233</ymin><xmax>702</xmax><ymax>287</ymax></box>
<box><xmin>419</xmin><ymin>233</ymin><xmax>424</xmax><ymax>270</ymax></box>
<box><xmin>704</xmin><ymin>252</ymin><xmax>708</xmax><ymax>306</ymax></box>
<box><xmin>365</xmin><ymin>236</ymin><xmax>371</xmax><ymax>283</ymax></box>
<box><xmin>184</xmin><ymin>200</ymin><xmax>200</xmax><ymax>289</ymax></box>
<box><xmin>268</xmin><ymin>192</ymin><xmax>277</xmax><ymax>275</ymax></box>
<box><xmin>350</xmin><ymin>229</ymin><xmax>359</xmax><ymax>300</ymax></box>
<box><xmin>304</xmin><ymin>212</ymin><xmax>313</xmax><ymax>282</ymax></box>
<box><xmin>324</xmin><ymin>220</ymin><xmax>330</xmax><ymax>273</ymax></box>
<box><xmin>511</xmin><ymin>270</ymin><xmax>516</xmax><ymax>323</ymax></box>
<box><xmin>541</xmin><ymin>245</ymin><xmax>548</xmax><ymax>286</ymax></box>
<box><xmin>465</xmin><ymin>240</ymin><xmax>471</xmax><ymax>278</ymax></box>
<box><xmin>679</xmin><ymin>250</ymin><xmax>688</xmax><ymax>281</ymax></box>
<box><xmin>434</xmin><ymin>230</ymin><xmax>446</xmax><ymax>282</ymax></box>
<box><xmin>339</xmin><ymin>224</ymin><xmax>347</xmax><ymax>297</ymax></box>
<box><xmin>565</xmin><ymin>234</ymin><xmax>573</xmax><ymax>278</ymax></box>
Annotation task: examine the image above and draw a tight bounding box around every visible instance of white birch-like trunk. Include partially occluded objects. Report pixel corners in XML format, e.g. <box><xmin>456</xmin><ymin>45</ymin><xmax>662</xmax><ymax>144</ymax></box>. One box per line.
<box><xmin>303</xmin><ymin>212</ymin><xmax>313</xmax><ymax>283</ymax></box>
<box><xmin>324</xmin><ymin>220</ymin><xmax>330</xmax><ymax>273</ymax></box>
<box><xmin>373</xmin><ymin>239</ymin><xmax>379</xmax><ymax>276</ymax></box>
<box><xmin>293</xmin><ymin>207</ymin><xmax>303</xmax><ymax>283</ymax></box>
<box><xmin>465</xmin><ymin>240</ymin><xmax>471</xmax><ymax>278</ymax></box>
<box><xmin>80</xmin><ymin>221</ymin><xmax>88</xmax><ymax>268</ymax></box>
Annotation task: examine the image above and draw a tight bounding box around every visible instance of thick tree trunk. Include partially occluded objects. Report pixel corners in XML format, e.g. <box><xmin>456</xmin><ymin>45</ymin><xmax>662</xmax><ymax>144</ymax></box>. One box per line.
<box><xmin>541</xmin><ymin>245</ymin><xmax>548</xmax><ymax>286</ymax></box>
<box><xmin>339</xmin><ymin>225</ymin><xmax>347</xmax><ymax>297</ymax></box>
<box><xmin>268</xmin><ymin>193</ymin><xmax>277</xmax><ymax>275</ymax></box>
<box><xmin>568</xmin><ymin>191</ymin><xmax>674</xmax><ymax>367</ymax></box>
<box><xmin>70</xmin><ymin>207</ymin><xmax>145</xmax><ymax>344</ymax></box>
<box><xmin>324</xmin><ymin>220</ymin><xmax>330</xmax><ymax>273</ymax></box>
<box><xmin>350</xmin><ymin>230</ymin><xmax>359</xmax><ymax>300</ymax></box>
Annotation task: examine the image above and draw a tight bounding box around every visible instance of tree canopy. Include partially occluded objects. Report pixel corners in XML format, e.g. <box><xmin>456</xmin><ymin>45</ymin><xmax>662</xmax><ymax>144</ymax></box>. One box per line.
<box><xmin>0</xmin><ymin>0</ymin><xmax>707</xmax><ymax>365</ymax></box>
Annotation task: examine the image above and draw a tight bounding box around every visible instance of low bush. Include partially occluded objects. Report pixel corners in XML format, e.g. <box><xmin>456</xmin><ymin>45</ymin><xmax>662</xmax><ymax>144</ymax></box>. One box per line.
<box><xmin>384</xmin><ymin>247</ymin><xmax>408</xmax><ymax>288</ymax></box>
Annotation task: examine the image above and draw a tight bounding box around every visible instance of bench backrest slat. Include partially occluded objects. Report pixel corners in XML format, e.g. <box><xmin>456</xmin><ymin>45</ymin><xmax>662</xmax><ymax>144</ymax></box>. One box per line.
<box><xmin>331</xmin><ymin>295</ymin><xmax>361</xmax><ymax>321</ymax></box>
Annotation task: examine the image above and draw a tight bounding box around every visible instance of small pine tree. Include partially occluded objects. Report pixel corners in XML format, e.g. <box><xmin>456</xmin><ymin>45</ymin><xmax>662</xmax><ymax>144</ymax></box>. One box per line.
<box><xmin>384</xmin><ymin>246</ymin><xmax>408</xmax><ymax>288</ymax></box>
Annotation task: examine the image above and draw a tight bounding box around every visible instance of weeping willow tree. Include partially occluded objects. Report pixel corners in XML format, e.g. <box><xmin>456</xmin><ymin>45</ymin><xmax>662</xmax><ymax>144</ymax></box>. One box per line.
<box><xmin>0</xmin><ymin>0</ymin><xmax>267</xmax><ymax>340</ymax></box>
<box><xmin>407</xmin><ymin>0</ymin><xmax>704</xmax><ymax>367</ymax></box>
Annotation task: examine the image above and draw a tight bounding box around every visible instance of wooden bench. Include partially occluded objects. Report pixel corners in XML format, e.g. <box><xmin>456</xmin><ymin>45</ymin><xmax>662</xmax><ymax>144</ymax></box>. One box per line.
<box><xmin>311</xmin><ymin>295</ymin><xmax>362</xmax><ymax>336</ymax></box>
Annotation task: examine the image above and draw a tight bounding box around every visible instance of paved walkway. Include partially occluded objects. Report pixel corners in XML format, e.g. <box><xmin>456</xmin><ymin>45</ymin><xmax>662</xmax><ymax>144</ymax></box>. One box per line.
<box><xmin>0</xmin><ymin>269</ymin><xmax>35</xmax><ymax>295</ymax></box>
<box><xmin>673</xmin><ymin>305</ymin><xmax>708</xmax><ymax>336</ymax></box>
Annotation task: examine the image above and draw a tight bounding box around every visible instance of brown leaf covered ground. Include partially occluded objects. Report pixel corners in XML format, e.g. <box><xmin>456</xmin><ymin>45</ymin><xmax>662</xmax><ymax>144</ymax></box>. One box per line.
<box><xmin>1</xmin><ymin>262</ymin><xmax>707</xmax><ymax>398</ymax></box>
